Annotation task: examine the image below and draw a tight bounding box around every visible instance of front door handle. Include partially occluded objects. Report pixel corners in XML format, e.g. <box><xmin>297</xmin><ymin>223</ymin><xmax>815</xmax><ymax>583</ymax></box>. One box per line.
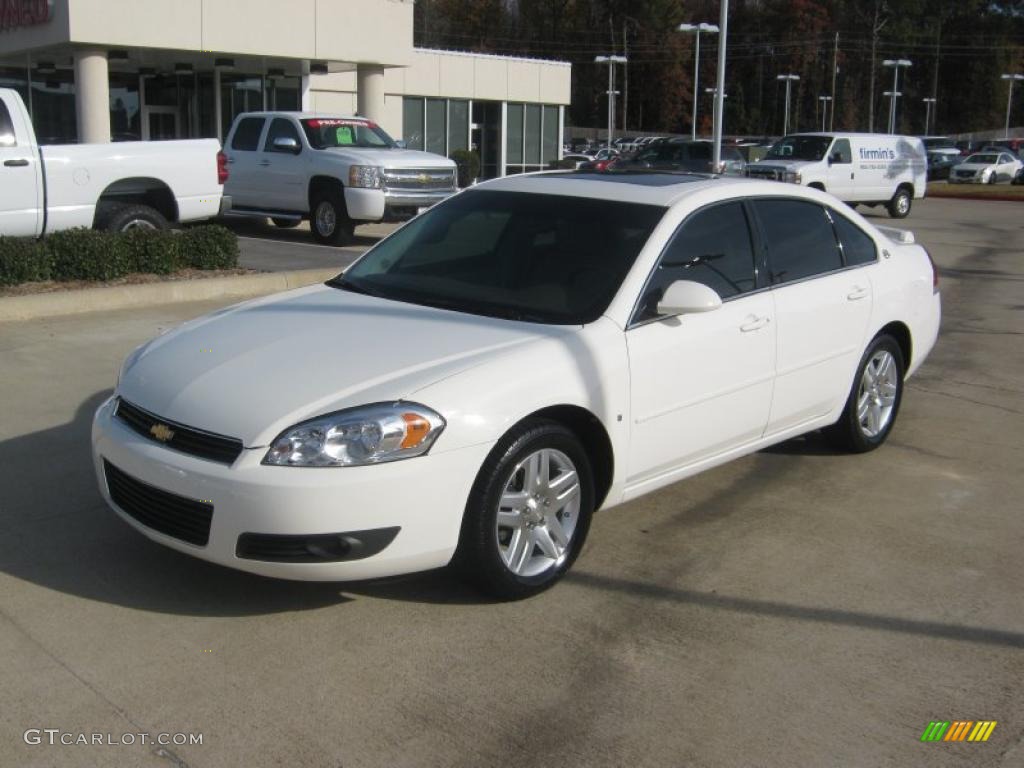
<box><xmin>3</xmin><ymin>158</ymin><xmax>29</xmax><ymax>167</ymax></box>
<box><xmin>740</xmin><ymin>314</ymin><xmax>770</xmax><ymax>332</ymax></box>
<box><xmin>847</xmin><ymin>285</ymin><xmax>869</xmax><ymax>301</ymax></box>
<box><xmin>257</xmin><ymin>160</ymin><xmax>271</xmax><ymax>167</ymax></box>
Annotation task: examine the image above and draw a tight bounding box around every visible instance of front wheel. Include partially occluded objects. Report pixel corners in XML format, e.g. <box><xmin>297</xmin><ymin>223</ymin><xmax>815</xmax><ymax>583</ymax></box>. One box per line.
<box><xmin>824</xmin><ymin>334</ymin><xmax>905</xmax><ymax>453</ymax></box>
<box><xmin>887</xmin><ymin>188</ymin><xmax>912</xmax><ymax>218</ymax></box>
<box><xmin>455</xmin><ymin>420</ymin><xmax>594</xmax><ymax>600</ymax></box>
<box><xmin>310</xmin><ymin>191</ymin><xmax>355</xmax><ymax>245</ymax></box>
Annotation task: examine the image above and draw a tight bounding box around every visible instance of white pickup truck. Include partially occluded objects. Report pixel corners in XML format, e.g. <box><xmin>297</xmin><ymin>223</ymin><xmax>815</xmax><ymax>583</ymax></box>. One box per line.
<box><xmin>222</xmin><ymin>111</ymin><xmax>457</xmax><ymax>244</ymax></box>
<box><xmin>0</xmin><ymin>88</ymin><xmax>229</xmax><ymax>237</ymax></box>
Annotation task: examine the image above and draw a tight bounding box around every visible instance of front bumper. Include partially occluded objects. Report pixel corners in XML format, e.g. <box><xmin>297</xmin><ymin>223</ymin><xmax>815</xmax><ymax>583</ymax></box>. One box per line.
<box><xmin>91</xmin><ymin>396</ymin><xmax>489</xmax><ymax>581</ymax></box>
<box><xmin>344</xmin><ymin>187</ymin><xmax>455</xmax><ymax>222</ymax></box>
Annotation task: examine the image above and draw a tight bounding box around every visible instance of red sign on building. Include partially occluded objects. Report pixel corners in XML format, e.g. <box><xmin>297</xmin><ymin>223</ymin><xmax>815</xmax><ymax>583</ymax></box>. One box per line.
<box><xmin>0</xmin><ymin>0</ymin><xmax>52</xmax><ymax>31</ymax></box>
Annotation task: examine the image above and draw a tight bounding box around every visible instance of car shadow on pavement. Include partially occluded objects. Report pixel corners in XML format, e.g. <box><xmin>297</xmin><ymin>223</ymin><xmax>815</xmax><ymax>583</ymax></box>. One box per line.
<box><xmin>0</xmin><ymin>390</ymin><xmax>491</xmax><ymax>616</ymax></box>
<box><xmin>217</xmin><ymin>216</ymin><xmax>383</xmax><ymax>248</ymax></box>
<box><xmin>761</xmin><ymin>431</ymin><xmax>847</xmax><ymax>457</ymax></box>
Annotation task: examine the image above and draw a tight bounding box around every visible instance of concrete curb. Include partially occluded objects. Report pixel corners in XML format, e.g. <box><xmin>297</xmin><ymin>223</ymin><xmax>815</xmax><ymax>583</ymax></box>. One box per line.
<box><xmin>0</xmin><ymin>268</ymin><xmax>340</xmax><ymax>323</ymax></box>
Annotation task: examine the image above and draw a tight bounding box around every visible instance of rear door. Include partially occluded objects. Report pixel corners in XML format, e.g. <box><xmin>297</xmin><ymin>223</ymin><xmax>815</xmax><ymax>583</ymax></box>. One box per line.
<box><xmin>259</xmin><ymin>117</ymin><xmax>307</xmax><ymax>212</ymax></box>
<box><xmin>223</xmin><ymin>116</ymin><xmax>267</xmax><ymax>209</ymax></box>
<box><xmin>752</xmin><ymin>198</ymin><xmax>873</xmax><ymax>436</ymax></box>
<box><xmin>0</xmin><ymin>93</ymin><xmax>42</xmax><ymax>237</ymax></box>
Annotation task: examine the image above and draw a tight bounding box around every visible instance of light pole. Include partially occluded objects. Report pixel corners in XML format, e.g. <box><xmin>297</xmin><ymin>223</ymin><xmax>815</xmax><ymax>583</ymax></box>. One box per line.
<box><xmin>777</xmin><ymin>74</ymin><xmax>799</xmax><ymax>135</ymax></box>
<box><xmin>1001</xmin><ymin>74</ymin><xmax>1023</xmax><ymax>137</ymax></box>
<box><xmin>818</xmin><ymin>95</ymin><xmax>832</xmax><ymax>131</ymax></box>
<box><xmin>882</xmin><ymin>59</ymin><xmax>912</xmax><ymax>134</ymax></box>
<box><xmin>595</xmin><ymin>55</ymin><xmax>627</xmax><ymax>148</ymax></box>
<box><xmin>678</xmin><ymin>22</ymin><xmax>719</xmax><ymax>140</ymax></box>
<box><xmin>705</xmin><ymin>87</ymin><xmax>727</xmax><ymax>140</ymax></box>
<box><xmin>922</xmin><ymin>97</ymin><xmax>936</xmax><ymax>135</ymax></box>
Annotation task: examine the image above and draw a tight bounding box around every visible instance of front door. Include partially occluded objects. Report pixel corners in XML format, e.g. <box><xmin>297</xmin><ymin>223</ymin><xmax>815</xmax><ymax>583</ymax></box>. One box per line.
<box><xmin>626</xmin><ymin>200</ymin><xmax>776</xmax><ymax>492</ymax></box>
<box><xmin>826</xmin><ymin>138</ymin><xmax>854</xmax><ymax>198</ymax></box>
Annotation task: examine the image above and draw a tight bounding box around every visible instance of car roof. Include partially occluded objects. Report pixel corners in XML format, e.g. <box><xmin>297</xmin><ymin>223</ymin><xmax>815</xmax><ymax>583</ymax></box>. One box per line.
<box><xmin>473</xmin><ymin>170</ymin><xmax>819</xmax><ymax>207</ymax></box>
<box><xmin>236</xmin><ymin>111</ymin><xmax>373</xmax><ymax>123</ymax></box>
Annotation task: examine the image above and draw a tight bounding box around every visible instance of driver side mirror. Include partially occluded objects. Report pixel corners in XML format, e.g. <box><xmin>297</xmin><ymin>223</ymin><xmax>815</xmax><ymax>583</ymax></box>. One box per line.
<box><xmin>394</xmin><ymin>139</ymin><xmax>407</xmax><ymax>149</ymax></box>
<box><xmin>272</xmin><ymin>136</ymin><xmax>301</xmax><ymax>154</ymax></box>
<box><xmin>657</xmin><ymin>280</ymin><xmax>723</xmax><ymax>316</ymax></box>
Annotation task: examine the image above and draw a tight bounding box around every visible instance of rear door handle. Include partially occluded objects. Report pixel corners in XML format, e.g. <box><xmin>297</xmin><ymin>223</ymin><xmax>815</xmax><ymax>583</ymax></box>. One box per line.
<box><xmin>3</xmin><ymin>158</ymin><xmax>29</xmax><ymax>167</ymax></box>
<box><xmin>257</xmin><ymin>160</ymin><xmax>271</xmax><ymax>167</ymax></box>
<box><xmin>740</xmin><ymin>314</ymin><xmax>770</xmax><ymax>332</ymax></box>
<box><xmin>847</xmin><ymin>285</ymin><xmax>869</xmax><ymax>301</ymax></box>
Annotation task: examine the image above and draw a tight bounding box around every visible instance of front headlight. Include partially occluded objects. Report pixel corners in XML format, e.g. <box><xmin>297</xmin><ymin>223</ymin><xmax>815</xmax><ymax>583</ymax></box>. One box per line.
<box><xmin>783</xmin><ymin>170</ymin><xmax>802</xmax><ymax>184</ymax></box>
<box><xmin>263</xmin><ymin>402</ymin><xmax>445</xmax><ymax>467</ymax></box>
<box><xmin>348</xmin><ymin>165</ymin><xmax>382</xmax><ymax>188</ymax></box>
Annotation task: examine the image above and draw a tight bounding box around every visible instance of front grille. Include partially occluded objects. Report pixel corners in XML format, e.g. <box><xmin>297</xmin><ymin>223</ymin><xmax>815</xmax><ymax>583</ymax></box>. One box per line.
<box><xmin>956</xmin><ymin>170</ymin><xmax>975</xmax><ymax>178</ymax></box>
<box><xmin>104</xmin><ymin>460</ymin><xmax>213</xmax><ymax>546</ymax></box>
<box><xmin>382</xmin><ymin>167</ymin><xmax>457</xmax><ymax>192</ymax></box>
<box><xmin>747</xmin><ymin>167</ymin><xmax>782</xmax><ymax>181</ymax></box>
<box><xmin>115</xmin><ymin>398</ymin><xmax>244</xmax><ymax>465</ymax></box>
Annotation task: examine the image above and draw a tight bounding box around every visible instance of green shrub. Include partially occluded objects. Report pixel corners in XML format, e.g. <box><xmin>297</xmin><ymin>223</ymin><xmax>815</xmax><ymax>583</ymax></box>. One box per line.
<box><xmin>179</xmin><ymin>225</ymin><xmax>239</xmax><ymax>270</ymax></box>
<box><xmin>450</xmin><ymin>149</ymin><xmax>481</xmax><ymax>187</ymax></box>
<box><xmin>0</xmin><ymin>225</ymin><xmax>239</xmax><ymax>287</ymax></box>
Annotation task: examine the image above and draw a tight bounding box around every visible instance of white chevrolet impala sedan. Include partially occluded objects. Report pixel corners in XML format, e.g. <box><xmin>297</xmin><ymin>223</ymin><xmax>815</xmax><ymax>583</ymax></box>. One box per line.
<box><xmin>92</xmin><ymin>172</ymin><xmax>941</xmax><ymax>598</ymax></box>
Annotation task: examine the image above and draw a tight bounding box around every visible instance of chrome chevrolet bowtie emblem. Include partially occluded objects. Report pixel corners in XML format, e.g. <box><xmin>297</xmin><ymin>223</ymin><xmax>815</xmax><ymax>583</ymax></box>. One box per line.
<box><xmin>418</xmin><ymin>173</ymin><xmax>430</xmax><ymax>184</ymax></box>
<box><xmin>150</xmin><ymin>423</ymin><xmax>175</xmax><ymax>442</ymax></box>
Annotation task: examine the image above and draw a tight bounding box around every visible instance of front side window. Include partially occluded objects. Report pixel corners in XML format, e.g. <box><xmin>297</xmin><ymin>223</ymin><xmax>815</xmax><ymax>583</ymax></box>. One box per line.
<box><xmin>831</xmin><ymin>139</ymin><xmax>852</xmax><ymax>164</ymax></box>
<box><xmin>301</xmin><ymin>118</ymin><xmax>395</xmax><ymax>149</ymax></box>
<box><xmin>335</xmin><ymin>190</ymin><xmax>665</xmax><ymax>325</ymax></box>
<box><xmin>264</xmin><ymin>118</ymin><xmax>302</xmax><ymax>153</ymax></box>
<box><xmin>634</xmin><ymin>202</ymin><xmax>758</xmax><ymax>323</ymax></box>
<box><xmin>754</xmin><ymin>199</ymin><xmax>842</xmax><ymax>284</ymax></box>
<box><xmin>766</xmin><ymin>135</ymin><xmax>833</xmax><ymax>161</ymax></box>
<box><xmin>230</xmin><ymin>117</ymin><xmax>265</xmax><ymax>151</ymax></box>
<box><xmin>831</xmin><ymin>212</ymin><xmax>878</xmax><ymax>266</ymax></box>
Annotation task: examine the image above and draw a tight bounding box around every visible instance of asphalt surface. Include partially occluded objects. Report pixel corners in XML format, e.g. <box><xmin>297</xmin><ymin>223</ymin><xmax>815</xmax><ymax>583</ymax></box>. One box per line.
<box><xmin>0</xmin><ymin>198</ymin><xmax>1021</xmax><ymax>768</ymax></box>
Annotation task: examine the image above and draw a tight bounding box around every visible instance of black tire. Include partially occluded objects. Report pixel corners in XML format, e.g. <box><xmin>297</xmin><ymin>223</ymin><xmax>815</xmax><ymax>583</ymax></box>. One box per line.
<box><xmin>309</xmin><ymin>190</ymin><xmax>354</xmax><ymax>245</ymax></box>
<box><xmin>97</xmin><ymin>203</ymin><xmax>169</xmax><ymax>232</ymax></box>
<box><xmin>887</xmin><ymin>187</ymin><xmax>912</xmax><ymax>218</ymax></box>
<box><xmin>454</xmin><ymin>419</ymin><xmax>595</xmax><ymax>600</ymax></box>
<box><xmin>987</xmin><ymin>172</ymin><xmax>998</xmax><ymax>185</ymax></box>
<box><xmin>824</xmin><ymin>334</ymin><xmax>905</xmax><ymax>453</ymax></box>
<box><xmin>271</xmin><ymin>217</ymin><xmax>301</xmax><ymax>229</ymax></box>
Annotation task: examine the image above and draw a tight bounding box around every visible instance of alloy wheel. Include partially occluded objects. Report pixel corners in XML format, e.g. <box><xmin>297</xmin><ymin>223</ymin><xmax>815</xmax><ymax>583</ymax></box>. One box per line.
<box><xmin>857</xmin><ymin>350</ymin><xmax>899</xmax><ymax>438</ymax></box>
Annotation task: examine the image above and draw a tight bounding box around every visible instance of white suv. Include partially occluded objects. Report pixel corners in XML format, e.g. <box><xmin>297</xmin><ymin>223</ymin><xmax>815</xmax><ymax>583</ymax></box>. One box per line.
<box><xmin>223</xmin><ymin>112</ymin><xmax>457</xmax><ymax>244</ymax></box>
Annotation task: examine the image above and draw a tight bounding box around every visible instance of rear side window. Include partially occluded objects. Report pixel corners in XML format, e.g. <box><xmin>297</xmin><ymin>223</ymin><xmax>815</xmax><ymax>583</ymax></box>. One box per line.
<box><xmin>831</xmin><ymin>213</ymin><xmax>877</xmax><ymax>266</ymax></box>
<box><xmin>635</xmin><ymin>201</ymin><xmax>757</xmax><ymax>322</ymax></box>
<box><xmin>264</xmin><ymin>118</ymin><xmax>302</xmax><ymax>152</ymax></box>
<box><xmin>0</xmin><ymin>101</ymin><xmax>15</xmax><ymax>147</ymax></box>
<box><xmin>754</xmin><ymin>199</ymin><xmax>842</xmax><ymax>284</ymax></box>
<box><xmin>230</xmin><ymin>117</ymin><xmax>265</xmax><ymax>151</ymax></box>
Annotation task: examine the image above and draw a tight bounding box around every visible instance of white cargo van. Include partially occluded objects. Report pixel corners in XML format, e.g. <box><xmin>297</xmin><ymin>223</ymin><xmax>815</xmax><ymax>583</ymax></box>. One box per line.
<box><xmin>747</xmin><ymin>133</ymin><xmax>927</xmax><ymax>218</ymax></box>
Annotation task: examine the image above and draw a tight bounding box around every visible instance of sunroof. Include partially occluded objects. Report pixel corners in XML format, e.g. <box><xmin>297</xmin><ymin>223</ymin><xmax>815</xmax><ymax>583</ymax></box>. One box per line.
<box><xmin>543</xmin><ymin>171</ymin><xmax>710</xmax><ymax>187</ymax></box>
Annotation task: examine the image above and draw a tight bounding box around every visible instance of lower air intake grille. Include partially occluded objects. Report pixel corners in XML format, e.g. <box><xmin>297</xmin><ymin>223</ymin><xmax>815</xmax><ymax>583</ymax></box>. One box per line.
<box><xmin>104</xmin><ymin>460</ymin><xmax>213</xmax><ymax>546</ymax></box>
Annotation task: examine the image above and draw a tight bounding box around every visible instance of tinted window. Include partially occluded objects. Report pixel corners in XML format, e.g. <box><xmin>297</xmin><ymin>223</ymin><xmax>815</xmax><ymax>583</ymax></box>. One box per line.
<box><xmin>340</xmin><ymin>190</ymin><xmax>665</xmax><ymax>325</ymax></box>
<box><xmin>0</xmin><ymin>100</ymin><xmax>14</xmax><ymax>147</ymax></box>
<box><xmin>831</xmin><ymin>139</ymin><xmax>852</xmax><ymax>164</ymax></box>
<box><xmin>263</xmin><ymin>118</ymin><xmax>302</xmax><ymax>152</ymax></box>
<box><xmin>635</xmin><ymin>202</ymin><xmax>757</xmax><ymax>323</ymax></box>
<box><xmin>754</xmin><ymin>199</ymin><xmax>842</xmax><ymax>284</ymax></box>
<box><xmin>231</xmin><ymin>117</ymin><xmax>265</xmax><ymax>151</ymax></box>
<box><xmin>831</xmin><ymin>213</ymin><xmax>877</xmax><ymax>266</ymax></box>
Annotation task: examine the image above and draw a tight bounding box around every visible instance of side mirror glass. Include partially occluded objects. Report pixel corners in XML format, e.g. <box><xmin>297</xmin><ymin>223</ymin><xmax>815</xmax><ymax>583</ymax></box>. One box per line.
<box><xmin>272</xmin><ymin>136</ymin><xmax>301</xmax><ymax>154</ymax></box>
<box><xmin>656</xmin><ymin>280</ymin><xmax>723</xmax><ymax>316</ymax></box>
<box><xmin>394</xmin><ymin>139</ymin><xmax>407</xmax><ymax>149</ymax></box>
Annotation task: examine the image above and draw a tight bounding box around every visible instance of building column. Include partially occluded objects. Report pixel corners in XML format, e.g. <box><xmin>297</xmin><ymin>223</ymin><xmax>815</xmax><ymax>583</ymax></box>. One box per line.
<box><xmin>74</xmin><ymin>49</ymin><xmax>110</xmax><ymax>143</ymax></box>
<box><xmin>356</xmin><ymin>64</ymin><xmax>385</xmax><ymax>123</ymax></box>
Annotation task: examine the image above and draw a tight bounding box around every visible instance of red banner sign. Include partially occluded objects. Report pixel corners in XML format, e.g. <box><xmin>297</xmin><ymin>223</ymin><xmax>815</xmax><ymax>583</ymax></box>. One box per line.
<box><xmin>0</xmin><ymin>0</ymin><xmax>52</xmax><ymax>31</ymax></box>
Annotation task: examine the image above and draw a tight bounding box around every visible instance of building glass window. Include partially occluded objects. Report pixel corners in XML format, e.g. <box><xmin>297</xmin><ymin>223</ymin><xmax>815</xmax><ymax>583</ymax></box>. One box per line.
<box><xmin>402</xmin><ymin>97</ymin><xmax>425</xmax><ymax>150</ymax></box>
<box><xmin>109</xmin><ymin>72</ymin><xmax>140</xmax><ymax>141</ymax></box>
<box><xmin>425</xmin><ymin>97</ymin><xmax>446</xmax><ymax>155</ymax></box>
<box><xmin>448</xmin><ymin>99</ymin><xmax>468</xmax><ymax>153</ymax></box>
<box><xmin>31</xmin><ymin>67</ymin><xmax>76</xmax><ymax>144</ymax></box>
<box><xmin>506</xmin><ymin>103</ymin><xmax>523</xmax><ymax>165</ymax></box>
<box><xmin>220</xmin><ymin>74</ymin><xmax>263</xmax><ymax>142</ymax></box>
<box><xmin>542</xmin><ymin>105</ymin><xmax>558</xmax><ymax>164</ymax></box>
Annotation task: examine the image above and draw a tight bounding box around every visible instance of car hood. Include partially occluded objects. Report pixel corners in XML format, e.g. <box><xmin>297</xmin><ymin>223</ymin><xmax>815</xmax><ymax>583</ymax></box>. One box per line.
<box><xmin>953</xmin><ymin>163</ymin><xmax>996</xmax><ymax>171</ymax></box>
<box><xmin>322</xmin><ymin>147</ymin><xmax>456</xmax><ymax>168</ymax></box>
<box><xmin>117</xmin><ymin>284</ymin><xmax>570</xmax><ymax>447</ymax></box>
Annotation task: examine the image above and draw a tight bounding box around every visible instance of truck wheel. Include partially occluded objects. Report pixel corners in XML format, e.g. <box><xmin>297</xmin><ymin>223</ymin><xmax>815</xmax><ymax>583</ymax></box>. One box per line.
<box><xmin>310</xmin><ymin>192</ymin><xmax>355</xmax><ymax>245</ymax></box>
<box><xmin>98</xmin><ymin>203</ymin><xmax>169</xmax><ymax>232</ymax></box>
<box><xmin>887</xmin><ymin>188</ymin><xmax>912</xmax><ymax>219</ymax></box>
<box><xmin>271</xmin><ymin>218</ymin><xmax>301</xmax><ymax>229</ymax></box>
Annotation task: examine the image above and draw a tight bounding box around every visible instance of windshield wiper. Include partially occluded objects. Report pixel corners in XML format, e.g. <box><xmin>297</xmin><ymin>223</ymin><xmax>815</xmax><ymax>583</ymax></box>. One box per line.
<box><xmin>326</xmin><ymin>276</ymin><xmax>379</xmax><ymax>297</ymax></box>
<box><xmin>405</xmin><ymin>295</ymin><xmax>551</xmax><ymax>323</ymax></box>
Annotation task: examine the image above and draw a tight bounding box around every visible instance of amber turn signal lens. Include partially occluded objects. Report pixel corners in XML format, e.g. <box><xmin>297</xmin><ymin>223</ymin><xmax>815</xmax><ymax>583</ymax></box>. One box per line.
<box><xmin>400</xmin><ymin>412</ymin><xmax>431</xmax><ymax>449</ymax></box>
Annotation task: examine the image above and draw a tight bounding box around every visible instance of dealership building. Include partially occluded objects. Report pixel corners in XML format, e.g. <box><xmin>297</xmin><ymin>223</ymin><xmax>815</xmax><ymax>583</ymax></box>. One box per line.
<box><xmin>0</xmin><ymin>0</ymin><xmax>570</xmax><ymax>178</ymax></box>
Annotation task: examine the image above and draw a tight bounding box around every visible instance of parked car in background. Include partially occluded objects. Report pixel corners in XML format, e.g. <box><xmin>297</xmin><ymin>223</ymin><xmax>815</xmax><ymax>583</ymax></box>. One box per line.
<box><xmin>926</xmin><ymin>151</ymin><xmax>957</xmax><ymax>181</ymax></box>
<box><xmin>561</xmin><ymin>153</ymin><xmax>594</xmax><ymax>169</ymax></box>
<box><xmin>223</xmin><ymin>111</ymin><xmax>457</xmax><ymax>244</ymax></box>
<box><xmin>94</xmin><ymin>173</ymin><xmax>940</xmax><ymax>598</ymax></box>
<box><xmin>1</xmin><ymin>88</ymin><xmax>228</xmax><ymax>236</ymax></box>
<box><xmin>747</xmin><ymin>132</ymin><xmax>927</xmax><ymax>218</ymax></box>
<box><xmin>1012</xmin><ymin>166</ymin><xmax>1024</xmax><ymax>185</ymax></box>
<box><xmin>921</xmin><ymin>136</ymin><xmax>960</xmax><ymax>158</ymax></box>
<box><xmin>949</xmin><ymin>152</ymin><xmax>1023</xmax><ymax>184</ymax></box>
<box><xmin>612</xmin><ymin>139</ymin><xmax>746</xmax><ymax>176</ymax></box>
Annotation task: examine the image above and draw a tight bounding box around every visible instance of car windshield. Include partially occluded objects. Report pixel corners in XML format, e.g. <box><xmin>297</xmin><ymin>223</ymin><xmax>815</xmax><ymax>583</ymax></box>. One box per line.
<box><xmin>766</xmin><ymin>136</ymin><xmax>833</xmax><ymax>161</ymax></box>
<box><xmin>301</xmin><ymin>118</ymin><xmax>395</xmax><ymax>149</ymax></box>
<box><xmin>332</xmin><ymin>190</ymin><xmax>666</xmax><ymax>324</ymax></box>
<box><xmin>967</xmin><ymin>154</ymin><xmax>998</xmax><ymax>164</ymax></box>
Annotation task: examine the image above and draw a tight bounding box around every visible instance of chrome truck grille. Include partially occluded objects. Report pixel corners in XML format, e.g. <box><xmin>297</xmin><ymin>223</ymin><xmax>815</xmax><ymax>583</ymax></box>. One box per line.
<box><xmin>382</xmin><ymin>168</ymin><xmax>458</xmax><ymax>192</ymax></box>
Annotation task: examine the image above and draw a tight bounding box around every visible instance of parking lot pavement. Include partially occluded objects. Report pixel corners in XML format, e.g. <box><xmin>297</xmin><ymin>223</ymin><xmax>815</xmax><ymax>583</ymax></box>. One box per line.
<box><xmin>1</xmin><ymin>198</ymin><xmax>1021</xmax><ymax>767</ymax></box>
<box><xmin>221</xmin><ymin>215</ymin><xmax>399</xmax><ymax>272</ymax></box>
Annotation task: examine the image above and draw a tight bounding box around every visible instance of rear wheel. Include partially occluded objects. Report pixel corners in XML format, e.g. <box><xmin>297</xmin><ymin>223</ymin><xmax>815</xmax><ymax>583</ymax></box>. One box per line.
<box><xmin>824</xmin><ymin>334</ymin><xmax>905</xmax><ymax>453</ymax></box>
<box><xmin>455</xmin><ymin>420</ymin><xmax>594</xmax><ymax>600</ymax></box>
<box><xmin>310</xmin><ymin>191</ymin><xmax>354</xmax><ymax>245</ymax></box>
<box><xmin>887</xmin><ymin>187</ymin><xmax>912</xmax><ymax>218</ymax></box>
<box><xmin>97</xmin><ymin>203</ymin><xmax>168</xmax><ymax>233</ymax></box>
